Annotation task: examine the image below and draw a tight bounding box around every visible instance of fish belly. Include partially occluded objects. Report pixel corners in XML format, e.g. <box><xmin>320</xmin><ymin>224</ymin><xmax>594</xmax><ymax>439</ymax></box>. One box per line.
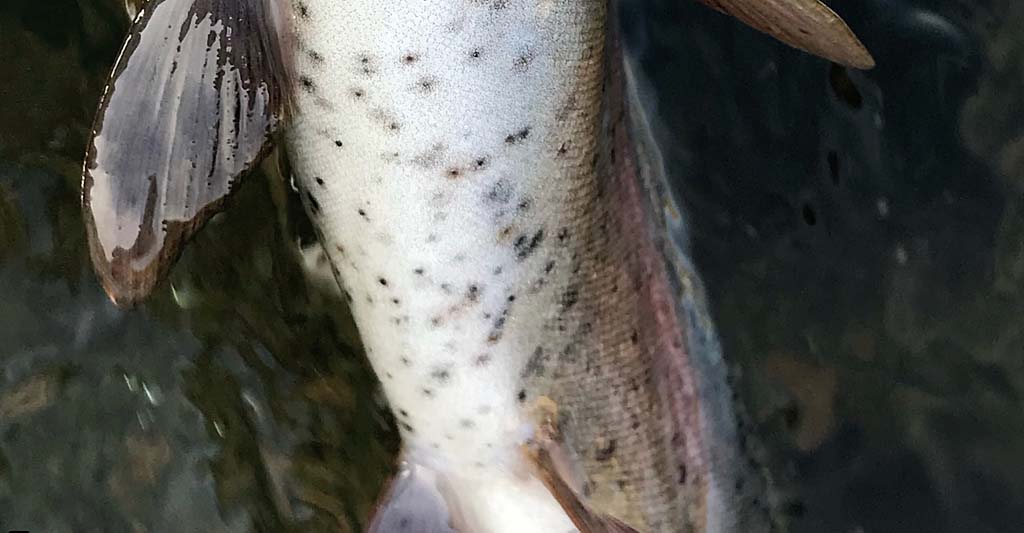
<box><xmin>284</xmin><ymin>0</ymin><xmax>605</xmax><ymax>527</ymax></box>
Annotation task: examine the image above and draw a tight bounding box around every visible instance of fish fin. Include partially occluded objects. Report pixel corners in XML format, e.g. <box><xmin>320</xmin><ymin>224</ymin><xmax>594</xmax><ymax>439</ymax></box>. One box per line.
<box><xmin>368</xmin><ymin>461</ymin><xmax>462</xmax><ymax>533</ymax></box>
<box><xmin>696</xmin><ymin>0</ymin><xmax>875</xmax><ymax>69</ymax></box>
<box><xmin>82</xmin><ymin>0</ymin><xmax>294</xmax><ymax>306</ymax></box>
<box><xmin>524</xmin><ymin>443</ymin><xmax>639</xmax><ymax>533</ymax></box>
<box><xmin>522</xmin><ymin>401</ymin><xmax>640</xmax><ymax>533</ymax></box>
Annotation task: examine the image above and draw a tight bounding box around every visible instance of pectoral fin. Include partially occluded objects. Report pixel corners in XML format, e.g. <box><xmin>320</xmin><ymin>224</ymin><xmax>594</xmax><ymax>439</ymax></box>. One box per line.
<box><xmin>696</xmin><ymin>0</ymin><xmax>875</xmax><ymax>68</ymax></box>
<box><xmin>522</xmin><ymin>399</ymin><xmax>640</xmax><ymax>533</ymax></box>
<box><xmin>526</xmin><ymin>445</ymin><xmax>640</xmax><ymax>533</ymax></box>
<box><xmin>82</xmin><ymin>0</ymin><xmax>293</xmax><ymax>306</ymax></box>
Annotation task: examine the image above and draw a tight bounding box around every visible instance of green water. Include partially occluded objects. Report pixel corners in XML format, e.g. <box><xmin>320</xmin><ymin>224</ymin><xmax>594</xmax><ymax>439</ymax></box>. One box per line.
<box><xmin>1</xmin><ymin>0</ymin><xmax>1023</xmax><ymax>531</ymax></box>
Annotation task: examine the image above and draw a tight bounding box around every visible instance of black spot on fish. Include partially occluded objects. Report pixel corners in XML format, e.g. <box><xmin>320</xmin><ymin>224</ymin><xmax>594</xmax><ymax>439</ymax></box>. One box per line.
<box><xmin>416</xmin><ymin>76</ymin><xmax>437</xmax><ymax>93</ymax></box>
<box><xmin>299</xmin><ymin>75</ymin><xmax>316</xmax><ymax>93</ymax></box>
<box><xmin>517</xmin><ymin>389</ymin><xmax>527</xmax><ymax>402</ymax></box>
<box><xmin>414</xmin><ymin>267</ymin><xmax>425</xmax><ymax>275</ymax></box>
<box><xmin>514</xmin><ymin>229</ymin><xmax>544</xmax><ymax>261</ymax></box>
<box><xmin>358</xmin><ymin>208</ymin><xmax>369</xmax><ymax>221</ymax></box>
<box><xmin>486</xmin><ymin>306</ymin><xmax>509</xmax><ymax>344</ymax></box>
<box><xmin>295</xmin><ymin>1</ymin><xmax>310</xmax><ymax>19</ymax></box>
<box><xmin>378</xmin><ymin>277</ymin><xmax>388</xmax><ymax>286</ymax></box>
<box><xmin>557</xmin><ymin>227</ymin><xmax>570</xmax><ymax>243</ymax></box>
<box><xmin>334</xmin><ymin>139</ymin><xmax>344</xmax><ymax>147</ymax></box>
<box><xmin>315</xmin><ymin>177</ymin><xmax>324</xmax><ymax>186</ymax></box>
<box><xmin>595</xmin><ymin>439</ymin><xmax>617</xmax><ymax>462</ymax></box>
<box><xmin>504</xmin><ymin>127</ymin><xmax>531</xmax><ymax>144</ymax></box>
<box><xmin>351</xmin><ymin>88</ymin><xmax>365</xmax><ymax>99</ymax></box>
<box><xmin>560</xmin><ymin>321</ymin><xmax>593</xmax><ymax>363</ymax></box>
<box><xmin>487</xmin><ymin>179</ymin><xmax>513</xmax><ymax>204</ymax></box>
<box><xmin>512</xmin><ymin>47</ymin><xmax>534</xmax><ymax>73</ymax></box>
<box><xmin>401</xmin><ymin>422</ymin><xmax>414</xmax><ymax>433</ymax></box>
<box><xmin>559</xmin><ymin>287</ymin><xmax>579</xmax><ymax>312</ymax></box>
<box><xmin>356</xmin><ymin>53</ymin><xmax>378</xmax><ymax>76</ymax></box>
<box><xmin>422</xmin><ymin>388</ymin><xmax>434</xmax><ymax>398</ymax></box>
<box><xmin>402</xmin><ymin>52</ymin><xmax>419</xmax><ymax>64</ymax></box>
<box><xmin>430</xmin><ymin>366</ymin><xmax>452</xmax><ymax>384</ymax></box>
<box><xmin>307</xmin><ymin>49</ymin><xmax>324</xmax><ymax>63</ymax></box>
<box><xmin>521</xmin><ymin>346</ymin><xmax>548</xmax><ymax>378</ymax></box>
<box><xmin>469</xmin><ymin>48</ymin><xmax>483</xmax><ymax>59</ymax></box>
<box><xmin>474</xmin><ymin>353</ymin><xmax>492</xmax><ymax>367</ymax></box>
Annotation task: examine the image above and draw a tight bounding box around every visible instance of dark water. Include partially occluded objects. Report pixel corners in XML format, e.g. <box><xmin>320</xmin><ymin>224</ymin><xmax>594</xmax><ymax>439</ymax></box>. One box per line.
<box><xmin>1</xmin><ymin>1</ymin><xmax>1022</xmax><ymax>532</ymax></box>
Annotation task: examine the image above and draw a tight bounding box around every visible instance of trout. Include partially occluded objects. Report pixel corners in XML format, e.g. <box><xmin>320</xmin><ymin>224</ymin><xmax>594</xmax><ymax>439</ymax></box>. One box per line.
<box><xmin>81</xmin><ymin>1</ymin><xmax>873</xmax><ymax>531</ymax></box>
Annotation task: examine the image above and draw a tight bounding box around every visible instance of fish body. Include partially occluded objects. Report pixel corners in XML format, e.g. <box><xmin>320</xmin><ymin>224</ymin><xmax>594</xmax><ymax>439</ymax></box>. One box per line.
<box><xmin>287</xmin><ymin>2</ymin><xmax>771</xmax><ymax>530</ymax></box>
<box><xmin>81</xmin><ymin>0</ymin><xmax>874</xmax><ymax>531</ymax></box>
<box><xmin>286</xmin><ymin>1</ymin><xmax>742</xmax><ymax>531</ymax></box>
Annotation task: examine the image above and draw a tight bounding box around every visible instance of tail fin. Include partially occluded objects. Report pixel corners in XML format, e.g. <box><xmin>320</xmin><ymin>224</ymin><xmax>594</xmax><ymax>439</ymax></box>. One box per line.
<box><xmin>368</xmin><ymin>461</ymin><xmax>460</xmax><ymax>533</ymax></box>
<box><xmin>369</xmin><ymin>451</ymin><xmax>631</xmax><ymax>533</ymax></box>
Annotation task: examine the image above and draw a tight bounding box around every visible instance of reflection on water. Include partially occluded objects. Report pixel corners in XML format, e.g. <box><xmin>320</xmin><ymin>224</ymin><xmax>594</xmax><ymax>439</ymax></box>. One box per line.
<box><xmin>1</xmin><ymin>0</ymin><xmax>1022</xmax><ymax>531</ymax></box>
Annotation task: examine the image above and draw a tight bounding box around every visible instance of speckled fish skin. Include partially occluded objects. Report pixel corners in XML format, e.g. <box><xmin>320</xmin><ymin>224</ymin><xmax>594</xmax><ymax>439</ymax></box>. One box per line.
<box><xmin>285</xmin><ymin>1</ymin><xmax>768</xmax><ymax>531</ymax></box>
<box><xmin>77</xmin><ymin>0</ymin><xmax>876</xmax><ymax>529</ymax></box>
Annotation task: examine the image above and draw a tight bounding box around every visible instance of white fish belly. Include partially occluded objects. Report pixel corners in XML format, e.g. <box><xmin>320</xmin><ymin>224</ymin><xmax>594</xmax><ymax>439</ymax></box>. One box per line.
<box><xmin>284</xmin><ymin>1</ymin><xmax>602</xmax><ymax>528</ymax></box>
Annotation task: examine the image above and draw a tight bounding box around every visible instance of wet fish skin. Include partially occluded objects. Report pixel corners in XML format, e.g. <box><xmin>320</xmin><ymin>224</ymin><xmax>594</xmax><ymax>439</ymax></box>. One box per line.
<box><xmin>283</xmin><ymin>2</ymin><xmax>768</xmax><ymax>531</ymax></box>
<box><xmin>80</xmin><ymin>0</ymin><xmax>874</xmax><ymax>530</ymax></box>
